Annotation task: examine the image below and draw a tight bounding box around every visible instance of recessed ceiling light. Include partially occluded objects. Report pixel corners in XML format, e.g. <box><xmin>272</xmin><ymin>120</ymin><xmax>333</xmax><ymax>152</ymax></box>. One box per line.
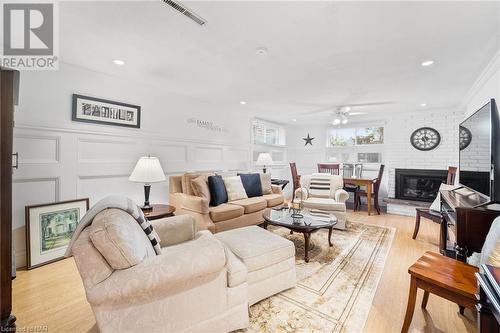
<box><xmin>345</xmin><ymin>107</ymin><xmax>351</xmax><ymax>112</ymax></box>
<box><xmin>292</xmin><ymin>118</ymin><xmax>297</xmax><ymax>122</ymax></box>
<box><xmin>421</xmin><ymin>60</ymin><xmax>434</xmax><ymax>67</ymax></box>
<box><xmin>239</xmin><ymin>101</ymin><xmax>247</xmax><ymax>105</ymax></box>
<box><xmin>113</xmin><ymin>59</ymin><xmax>125</xmax><ymax>66</ymax></box>
<box><xmin>421</xmin><ymin>103</ymin><xmax>427</xmax><ymax>107</ymax></box>
<box><xmin>256</xmin><ymin>47</ymin><xmax>268</xmax><ymax>55</ymax></box>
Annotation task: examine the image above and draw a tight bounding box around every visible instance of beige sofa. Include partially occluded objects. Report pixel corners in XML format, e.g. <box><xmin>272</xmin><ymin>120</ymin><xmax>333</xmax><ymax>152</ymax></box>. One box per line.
<box><xmin>71</xmin><ymin>210</ymin><xmax>249</xmax><ymax>333</ymax></box>
<box><xmin>294</xmin><ymin>174</ymin><xmax>349</xmax><ymax>230</ymax></box>
<box><xmin>169</xmin><ymin>173</ymin><xmax>284</xmax><ymax>233</ymax></box>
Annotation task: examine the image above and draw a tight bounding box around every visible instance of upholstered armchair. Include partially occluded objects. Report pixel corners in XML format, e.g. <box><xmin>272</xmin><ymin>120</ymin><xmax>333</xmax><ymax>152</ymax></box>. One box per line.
<box><xmin>70</xmin><ymin>210</ymin><xmax>249</xmax><ymax>333</ymax></box>
<box><xmin>294</xmin><ymin>174</ymin><xmax>349</xmax><ymax>229</ymax></box>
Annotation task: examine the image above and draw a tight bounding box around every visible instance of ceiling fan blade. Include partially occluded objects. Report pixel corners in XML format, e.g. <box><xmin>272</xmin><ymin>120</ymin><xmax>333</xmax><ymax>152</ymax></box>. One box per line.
<box><xmin>348</xmin><ymin>112</ymin><xmax>368</xmax><ymax>116</ymax></box>
<box><xmin>299</xmin><ymin>101</ymin><xmax>396</xmax><ymax>116</ymax></box>
<box><xmin>338</xmin><ymin>101</ymin><xmax>396</xmax><ymax>108</ymax></box>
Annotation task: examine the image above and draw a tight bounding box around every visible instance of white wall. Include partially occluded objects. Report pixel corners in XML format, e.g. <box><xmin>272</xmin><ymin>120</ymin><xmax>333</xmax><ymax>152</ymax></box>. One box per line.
<box><xmin>12</xmin><ymin>63</ymin><xmax>290</xmax><ymax>267</ymax></box>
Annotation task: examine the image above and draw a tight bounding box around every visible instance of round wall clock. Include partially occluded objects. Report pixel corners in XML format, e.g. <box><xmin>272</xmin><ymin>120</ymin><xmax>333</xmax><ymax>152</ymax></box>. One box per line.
<box><xmin>459</xmin><ymin>126</ymin><xmax>472</xmax><ymax>150</ymax></box>
<box><xmin>410</xmin><ymin>127</ymin><xmax>441</xmax><ymax>151</ymax></box>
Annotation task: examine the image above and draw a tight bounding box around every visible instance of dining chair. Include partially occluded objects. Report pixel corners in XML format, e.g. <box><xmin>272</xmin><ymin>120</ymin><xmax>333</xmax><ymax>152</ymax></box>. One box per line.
<box><xmin>317</xmin><ymin>163</ymin><xmax>340</xmax><ymax>175</ymax></box>
<box><xmin>290</xmin><ymin>162</ymin><xmax>301</xmax><ymax>196</ymax></box>
<box><xmin>354</xmin><ymin>164</ymin><xmax>385</xmax><ymax>214</ymax></box>
<box><xmin>343</xmin><ymin>163</ymin><xmax>363</xmax><ymax>193</ymax></box>
<box><xmin>412</xmin><ymin>166</ymin><xmax>457</xmax><ymax>241</ymax></box>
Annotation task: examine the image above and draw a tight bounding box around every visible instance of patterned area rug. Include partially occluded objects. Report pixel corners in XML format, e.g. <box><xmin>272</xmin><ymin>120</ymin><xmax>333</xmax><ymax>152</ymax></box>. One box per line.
<box><xmin>244</xmin><ymin>221</ymin><xmax>395</xmax><ymax>333</ymax></box>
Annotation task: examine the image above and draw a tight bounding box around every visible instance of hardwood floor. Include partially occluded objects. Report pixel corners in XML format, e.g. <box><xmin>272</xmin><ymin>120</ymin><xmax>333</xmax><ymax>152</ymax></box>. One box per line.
<box><xmin>12</xmin><ymin>211</ymin><xmax>477</xmax><ymax>333</ymax></box>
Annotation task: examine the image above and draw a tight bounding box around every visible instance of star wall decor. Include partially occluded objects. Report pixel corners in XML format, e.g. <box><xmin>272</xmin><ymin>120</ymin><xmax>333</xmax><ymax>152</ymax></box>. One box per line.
<box><xmin>303</xmin><ymin>133</ymin><xmax>315</xmax><ymax>146</ymax></box>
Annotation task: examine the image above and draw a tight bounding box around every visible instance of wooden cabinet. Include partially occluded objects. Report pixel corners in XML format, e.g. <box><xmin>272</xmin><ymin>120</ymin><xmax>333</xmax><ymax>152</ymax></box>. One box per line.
<box><xmin>0</xmin><ymin>68</ymin><xmax>19</xmax><ymax>331</ymax></box>
<box><xmin>441</xmin><ymin>188</ymin><xmax>500</xmax><ymax>262</ymax></box>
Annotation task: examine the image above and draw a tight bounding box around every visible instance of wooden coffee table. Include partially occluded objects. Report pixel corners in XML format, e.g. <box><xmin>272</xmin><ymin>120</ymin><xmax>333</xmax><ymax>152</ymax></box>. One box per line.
<box><xmin>262</xmin><ymin>207</ymin><xmax>337</xmax><ymax>263</ymax></box>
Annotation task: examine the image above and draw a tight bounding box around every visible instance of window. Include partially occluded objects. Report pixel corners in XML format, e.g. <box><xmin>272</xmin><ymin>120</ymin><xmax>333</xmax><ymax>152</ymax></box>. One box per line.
<box><xmin>252</xmin><ymin>120</ymin><xmax>285</xmax><ymax>146</ymax></box>
<box><xmin>356</xmin><ymin>127</ymin><xmax>384</xmax><ymax>145</ymax></box>
<box><xmin>328</xmin><ymin>126</ymin><xmax>384</xmax><ymax>147</ymax></box>
<box><xmin>329</xmin><ymin>128</ymin><xmax>356</xmax><ymax>146</ymax></box>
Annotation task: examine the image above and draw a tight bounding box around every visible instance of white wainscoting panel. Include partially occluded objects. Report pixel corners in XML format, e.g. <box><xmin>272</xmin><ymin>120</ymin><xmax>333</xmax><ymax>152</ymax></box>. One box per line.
<box><xmin>14</xmin><ymin>134</ymin><xmax>60</xmax><ymax>164</ymax></box>
<box><xmin>78</xmin><ymin>138</ymin><xmax>139</xmax><ymax>164</ymax></box>
<box><xmin>12</xmin><ymin>177</ymin><xmax>60</xmax><ymax>268</ymax></box>
<box><xmin>193</xmin><ymin>146</ymin><xmax>223</xmax><ymax>162</ymax></box>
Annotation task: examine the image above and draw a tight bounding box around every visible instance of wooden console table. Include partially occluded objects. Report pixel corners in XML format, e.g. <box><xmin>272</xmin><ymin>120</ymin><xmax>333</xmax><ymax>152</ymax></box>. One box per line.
<box><xmin>440</xmin><ymin>188</ymin><xmax>500</xmax><ymax>261</ymax></box>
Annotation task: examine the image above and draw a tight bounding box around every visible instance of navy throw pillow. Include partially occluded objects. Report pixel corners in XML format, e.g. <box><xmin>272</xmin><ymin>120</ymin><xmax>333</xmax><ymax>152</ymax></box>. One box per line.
<box><xmin>238</xmin><ymin>173</ymin><xmax>263</xmax><ymax>198</ymax></box>
<box><xmin>208</xmin><ymin>175</ymin><xmax>228</xmax><ymax>206</ymax></box>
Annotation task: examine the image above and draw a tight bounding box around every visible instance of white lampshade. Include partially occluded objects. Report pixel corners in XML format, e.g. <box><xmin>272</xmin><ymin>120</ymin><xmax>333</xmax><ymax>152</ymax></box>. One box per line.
<box><xmin>256</xmin><ymin>153</ymin><xmax>273</xmax><ymax>166</ymax></box>
<box><xmin>129</xmin><ymin>156</ymin><xmax>166</xmax><ymax>183</ymax></box>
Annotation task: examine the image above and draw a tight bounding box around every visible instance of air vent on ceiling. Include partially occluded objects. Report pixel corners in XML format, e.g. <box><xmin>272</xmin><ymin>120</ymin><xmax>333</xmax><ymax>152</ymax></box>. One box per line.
<box><xmin>162</xmin><ymin>0</ymin><xmax>206</xmax><ymax>26</ymax></box>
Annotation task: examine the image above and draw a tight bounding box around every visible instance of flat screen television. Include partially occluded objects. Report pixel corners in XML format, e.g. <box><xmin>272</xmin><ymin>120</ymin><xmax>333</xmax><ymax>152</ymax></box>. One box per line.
<box><xmin>459</xmin><ymin>98</ymin><xmax>499</xmax><ymax>200</ymax></box>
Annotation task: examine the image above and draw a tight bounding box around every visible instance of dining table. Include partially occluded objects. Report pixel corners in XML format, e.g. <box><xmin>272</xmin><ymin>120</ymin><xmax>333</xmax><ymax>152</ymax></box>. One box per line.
<box><xmin>343</xmin><ymin>176</ymin><xmax>377</xmax><ymax>215</ymax></box>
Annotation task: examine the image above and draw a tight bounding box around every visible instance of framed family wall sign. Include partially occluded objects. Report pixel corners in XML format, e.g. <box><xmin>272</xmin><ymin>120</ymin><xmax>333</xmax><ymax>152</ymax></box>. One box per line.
<box><xmin>25</xmin><ymin>198</ymin><xmax>89</xmax><ymax>269</ymax></box>
<box><xmin>72</xmin><ymin>94</ymin><xmax>141</xmax><ymax>128</ymax></box>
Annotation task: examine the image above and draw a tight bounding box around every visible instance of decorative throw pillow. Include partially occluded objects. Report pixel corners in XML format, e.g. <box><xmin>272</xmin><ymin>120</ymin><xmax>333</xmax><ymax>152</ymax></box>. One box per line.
<box><xmin>182</xmin><ymin>172</ymin><xmax>215</xmax><ymax>195</ymax></box>
<box><xmin>260</xmin><ymin>173</ymin><xmax>272</xmax><ymax>195</ymax></box>
<box><xmin>309</xmin><ymin>174</ymin><xmax>331</xmax><ymax>198</ymax></box>
<box><xmin>89</xmin><ymin>208</ymin><xmax>157</xmax><ymax>270</ymax></box>
<box><xmin>191</xmin><ymin>175</ymin><xmax>211</xmax><ymax>202</ymax></box>
<box><xmin>238</xmin><ymin>173</ymin><xmax>263</xmax><ymax>197</ymax></box>
<box><xmin>208</xmin><ymin>175</ymin><xmax>228</xmax><ymax>206</ymax></box>
<box><xmin>223</xmin><ymin>176</ymin><xmax>248</xmax><ymax>201</ymax></box>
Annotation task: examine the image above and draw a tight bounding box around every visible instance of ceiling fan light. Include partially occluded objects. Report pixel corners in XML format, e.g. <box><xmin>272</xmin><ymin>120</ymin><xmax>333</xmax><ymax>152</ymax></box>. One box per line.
<box><xmin>341</xmin><ymin>117</ymin><xmax>348</xmax><ymax>125</ymax></box>
<box><xmin>332</xmin><ymin>118</ymin><xmax>341</xmax><ymax>125</ymax></box>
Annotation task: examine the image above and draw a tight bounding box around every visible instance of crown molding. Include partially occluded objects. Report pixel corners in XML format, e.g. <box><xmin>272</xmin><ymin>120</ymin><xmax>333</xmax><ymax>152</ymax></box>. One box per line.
<box><xmin>461</xmin><ymin>49</ymin><xmax>500</xmax><ymax>108</ymax></box>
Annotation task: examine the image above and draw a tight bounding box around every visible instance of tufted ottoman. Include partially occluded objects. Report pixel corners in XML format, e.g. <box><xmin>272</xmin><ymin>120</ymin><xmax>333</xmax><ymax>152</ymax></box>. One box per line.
<box><xmin>215</xmin><ymin>226</ymin><xmax>296</xmax><ymax>305</ymax></box>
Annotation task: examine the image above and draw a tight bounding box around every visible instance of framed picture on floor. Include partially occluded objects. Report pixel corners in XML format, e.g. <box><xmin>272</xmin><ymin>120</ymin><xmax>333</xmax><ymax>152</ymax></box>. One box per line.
<box><xmin>25</xmin><ymin>198</ymin><xmax>89</xmax><ymax>269</ymax></box>
<box><xmin>72</xmin><ymin>94</ymin><xmax>141</xmax><ymax>128</ymax></box>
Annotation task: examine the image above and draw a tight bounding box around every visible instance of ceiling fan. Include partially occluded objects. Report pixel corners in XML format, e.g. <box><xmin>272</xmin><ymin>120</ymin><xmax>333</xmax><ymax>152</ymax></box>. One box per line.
<box><xmin>299</xmin><ymin>101</ymin><xmax>395</xmax><ymax>125</ymax></box>
<box><xmin>300</xmin><ymin>101</ymin><xmax>395</xmax><ymax>116</ymax></box>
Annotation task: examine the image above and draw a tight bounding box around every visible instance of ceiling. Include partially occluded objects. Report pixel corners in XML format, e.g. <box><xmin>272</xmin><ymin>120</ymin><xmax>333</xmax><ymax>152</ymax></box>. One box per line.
<box><xmin>59</xmin><ymin>1</ymin><xmax>500</xmax><ymax>124</ymax></box>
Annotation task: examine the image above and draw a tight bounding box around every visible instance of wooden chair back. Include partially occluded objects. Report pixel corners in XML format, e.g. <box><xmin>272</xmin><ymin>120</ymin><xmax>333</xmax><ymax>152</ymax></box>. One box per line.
<box><xmin>447</xmin><ymin>166</ymin><xmax>457</xmax><ymax>185</ymax></box>
<box><xmin>317</xmin><ymin>163</ymin><xmax>340</xmax><ymax>175</ymax></box>
<box><xmin>343</xmin><ymin>163</ymin><xmax>363</xmax><ymax>178</ymax></box>
<box><xmin>373</xmin><ymin>164</ymin><xmax>385</xmax><ymax>194</ymax></box>
<box><xmin>290</xmin><ymin>162</ymin><xmax>301</xmax><ymax>193</ymax></box>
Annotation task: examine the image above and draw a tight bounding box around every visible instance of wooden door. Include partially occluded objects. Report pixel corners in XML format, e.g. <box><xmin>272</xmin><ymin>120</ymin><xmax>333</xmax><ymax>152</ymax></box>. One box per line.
<box><xmin>0</xmin><ymin>68</ymin><xmax>19</xmax><ymax>330</ymax></box>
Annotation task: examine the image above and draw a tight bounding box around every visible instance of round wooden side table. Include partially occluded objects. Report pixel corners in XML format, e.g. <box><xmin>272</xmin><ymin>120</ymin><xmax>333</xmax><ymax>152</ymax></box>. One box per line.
<box><xmin>142</xmin><ymin>204</ymin><xmax>176</xmax><ymax>221</ymax></box>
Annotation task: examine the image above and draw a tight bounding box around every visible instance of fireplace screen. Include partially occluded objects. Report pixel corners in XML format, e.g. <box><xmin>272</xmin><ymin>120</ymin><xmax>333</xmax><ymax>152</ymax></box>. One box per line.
<box><xmin>395</xmin><ymin>169</ymin><xmax>448</xmax><ymax>202</ymax></box>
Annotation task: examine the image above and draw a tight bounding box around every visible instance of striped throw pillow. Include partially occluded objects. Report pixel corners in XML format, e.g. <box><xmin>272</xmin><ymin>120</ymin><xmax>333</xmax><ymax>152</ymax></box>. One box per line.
<box><xmin>136</xmin><ymin>211</ymin><xmax>162</xmax><ymax>255</ymax></box>
<box><xmin>223</xmin><ymin>176</ymin><xmax>248</xmax><ymax>202</ymax></box>
<box><xmin>309</xmin><ymin>174</ymin><xmax>331</xmax><ymax>198</ymax></box>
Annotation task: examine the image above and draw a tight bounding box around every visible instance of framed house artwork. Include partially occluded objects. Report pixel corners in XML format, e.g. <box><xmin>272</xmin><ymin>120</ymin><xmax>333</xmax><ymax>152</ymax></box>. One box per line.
<box><xmin>72</xmin><ymin>94</ymin><xmax>141</xmax><ymax>128</ymax></box>
<box><xmin>25</xmin><ymin>198</ymin><xmax>89</xmax><ymax>269</ymax></box>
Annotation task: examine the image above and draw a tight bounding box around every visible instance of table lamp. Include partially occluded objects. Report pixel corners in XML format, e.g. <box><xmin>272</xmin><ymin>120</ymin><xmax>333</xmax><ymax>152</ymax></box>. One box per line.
<box><xmin>129</xmin><ymin>156</ymin><xmax>166</xmax><ymax>210</ymax></box>
<box><xmin>256</xmin><ymin>153</ymin><xmax>273</xmax><ymax>173</ymax></box>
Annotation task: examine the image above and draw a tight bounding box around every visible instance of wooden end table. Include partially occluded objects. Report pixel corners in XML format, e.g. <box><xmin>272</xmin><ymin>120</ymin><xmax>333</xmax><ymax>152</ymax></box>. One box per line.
<box><xmin>401</xmin><ymin>251</ymin><xmax>478</xmax><ymax>333</ymax></box>
<box><xmin>142</xmin><ymin>204</ymin><xmax>176</xmax><ymax>221</ymax></box>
